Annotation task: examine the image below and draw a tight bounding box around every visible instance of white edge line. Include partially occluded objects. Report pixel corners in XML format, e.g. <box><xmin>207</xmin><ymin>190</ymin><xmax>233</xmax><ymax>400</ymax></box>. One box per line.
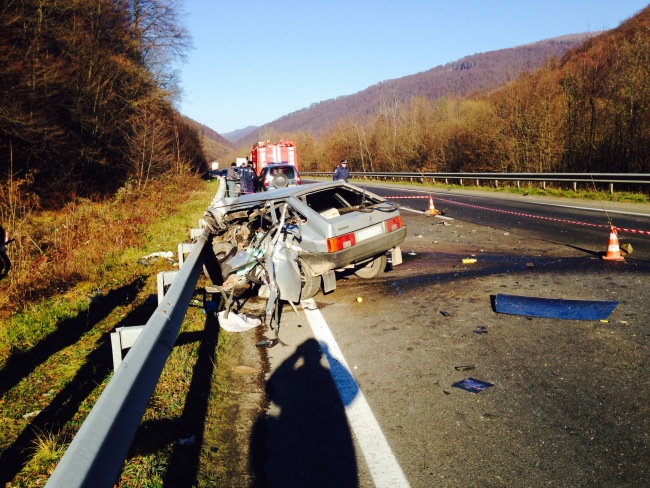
<box><xmin>301</xmin><ymin>298</ymin><xmax>411</xmax><ymax>488</ymax></box>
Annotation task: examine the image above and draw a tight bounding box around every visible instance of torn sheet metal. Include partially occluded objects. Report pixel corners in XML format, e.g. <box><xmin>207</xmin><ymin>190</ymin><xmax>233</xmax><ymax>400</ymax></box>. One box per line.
<box><xmin>494</xmin><ymin>294</ymin><xmax>619</xmax><ymax>320</ymax></box>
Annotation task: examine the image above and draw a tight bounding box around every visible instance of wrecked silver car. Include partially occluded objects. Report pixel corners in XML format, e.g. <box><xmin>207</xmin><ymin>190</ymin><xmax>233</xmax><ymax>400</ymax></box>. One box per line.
<box><xmin>202</xmin><ymin>180</ymin><xmax>406</xmax><ymax>327</ymax></box>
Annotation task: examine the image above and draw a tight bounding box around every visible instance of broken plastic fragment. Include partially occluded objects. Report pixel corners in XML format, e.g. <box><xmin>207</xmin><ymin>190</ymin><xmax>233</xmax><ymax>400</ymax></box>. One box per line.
<box><xmin>141</xmin><ymin>251</ymin><xmax>174</xmax><ymax>260</ymax></box>
<box><xmin>452</xmin><ymin>378</ymin><xmax>493</xmax><ymax>394</ymax></box>
<box><xmin>494</xmin><ymin>294</ymin><xmax>619</xmax><ymax>320</ymax></box>
<box><xmin>178</xmin><ymin>435</ymin><xmax>196</xmax><ymax>446</ymax></box>
<box><xmin>454</xmin><ymin>365</ymin><xmax>476</xmax><ymax>371</ymax></box>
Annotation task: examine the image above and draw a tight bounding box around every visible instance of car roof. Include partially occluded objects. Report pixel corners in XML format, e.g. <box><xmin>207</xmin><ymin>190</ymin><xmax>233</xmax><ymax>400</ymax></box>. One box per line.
<box><xmin>211</xmin><ymin>180</ymin><xmax>385</xmax><ymax>210</ymax></box>
<box><xmin>262</xmin><ymin>163</ymin><xmax>298</xmax><ymax>171</ymax></box>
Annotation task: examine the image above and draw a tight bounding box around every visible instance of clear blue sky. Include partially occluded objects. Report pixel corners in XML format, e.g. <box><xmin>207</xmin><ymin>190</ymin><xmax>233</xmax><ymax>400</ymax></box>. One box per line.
<box><xmin>178</xmin><ymin>1</ymin><xmax>648</xmax><ymax>135</ymax></box>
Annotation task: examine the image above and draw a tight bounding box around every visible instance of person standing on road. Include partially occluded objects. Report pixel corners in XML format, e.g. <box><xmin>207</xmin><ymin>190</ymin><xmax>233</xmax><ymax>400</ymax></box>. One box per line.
<box><xmin>226</xmin><ymin>162</ymin><xmax>239</xmax><ymax>197</ymax></box>
<box><xmin>239</xmin><ymin>161</ymin><xmax>255</xmax><ymax>194</ymax></box>
<box><xmin>333</xmin><ymin>159</ymin><xmax>349</xmax><ymax>182</ymax></box>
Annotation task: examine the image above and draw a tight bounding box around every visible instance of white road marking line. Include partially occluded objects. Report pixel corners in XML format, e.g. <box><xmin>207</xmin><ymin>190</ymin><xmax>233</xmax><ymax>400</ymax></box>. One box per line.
<box><xmin>302</xmin><ymin>298</ymin><xmax>411</xmax><ymax>488</ymax></box>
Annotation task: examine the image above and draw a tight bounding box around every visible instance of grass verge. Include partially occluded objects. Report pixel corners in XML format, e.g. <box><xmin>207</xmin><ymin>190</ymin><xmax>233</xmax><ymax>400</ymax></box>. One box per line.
<box><xmin>0</xmin><ymin>175</ymin><xmax>263</xmax><ymax>486</ymax></box>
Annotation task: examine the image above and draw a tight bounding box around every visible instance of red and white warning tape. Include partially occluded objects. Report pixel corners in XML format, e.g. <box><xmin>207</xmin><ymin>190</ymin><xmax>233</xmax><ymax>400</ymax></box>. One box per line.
<box><xmin>384</xmin><ymin>195</ymin><xmax>650</xmax><ymax>236</ymax></box>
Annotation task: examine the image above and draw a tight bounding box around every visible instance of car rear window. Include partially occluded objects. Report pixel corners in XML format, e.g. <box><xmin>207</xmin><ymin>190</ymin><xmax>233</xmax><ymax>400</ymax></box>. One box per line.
<box><xmin>303</xmin><ymin>187</ymin><xmax>381</xmax><ymax>214</ymax></box>
<box><xmin>268</xmin><ymin>167</ymin><xmax>295</xmax><ymax>178</ymax></box>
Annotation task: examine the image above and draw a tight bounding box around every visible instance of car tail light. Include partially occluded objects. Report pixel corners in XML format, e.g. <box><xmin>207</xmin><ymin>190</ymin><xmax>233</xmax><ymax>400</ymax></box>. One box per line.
<box><xmin>296</xmin><ymin>174</ymin><xmax>301</xmax><ymax>184</ymax></box>
<box><xmin>327</xmin><ymin>232</ymin><xmax>356</xmax><ymax>252</ymax></box>
<box><xmin>385</xmin><ymin>216</ymin><xmax>403</xmax><ymax>232</ymax></box>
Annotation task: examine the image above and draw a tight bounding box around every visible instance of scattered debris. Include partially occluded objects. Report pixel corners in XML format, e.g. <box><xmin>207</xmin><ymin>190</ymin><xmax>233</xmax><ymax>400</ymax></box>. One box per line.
<box><xmin>177</xmin><ymin>435</ymin><xmax>196</xmax><ymax>446</ymax></box>
<box><xmin>141</xmin><ymin>251</ymin><xmax>173</xmax><ymax>260</ymax></box>
<box><xmin>23</xmin><ymin>410</ymin><xmax>41</xmax><ymax>419</ymax></box>
<box><xmin>408</xmin><ymin>251</ymin><xmax>417</xmax><ymax>256</ymax></box>
<box><xmin>473</xmin><ymin>326</ymin><xmax>488</xmax><ymax>334</ymax></box>
<box><xmin>620</xmin><ymin>243</ymin><xmax>633</xmax><ymax>255</ymax></box>
<box><xmin>203</xmin><ymin>301</ymin><xmax>217</xmax><ymax>314</ymax></box>
<box><xmin>218</xmin><ymin>311</ymin><xmax>262</xmax><ymax>332</ymax></box>
<box><xmin>440</xmin><ymin>310</ymin><xmax>451</xmax><ymax>317</ymax></box>
<box><xmin>356</xmin><ymin>296</ymin><xmax>363</xmax><ymax>303</ymax></box>
<box><xmin>256</xmin><ymin>339</ymin><xmax>278</xmax><ymax>348</ymax></box>
<box><xmin>454</xmin><ymin>365</ymin><xmax>476</xmax><ymax>371</ymax></box>
<box><xmin>452</xmin><ymin>378</ymin><xmax>494</xmax><ymax>394</ymax></box>
<box><xmin>525</xmin><ymin>262</ymin><xmax>535</xmax><ymax>268</ymax></box>
<box><xmin>461</xmin><ymin>258</ymin><xmax>477</xmax><ymax>264</ymax></box>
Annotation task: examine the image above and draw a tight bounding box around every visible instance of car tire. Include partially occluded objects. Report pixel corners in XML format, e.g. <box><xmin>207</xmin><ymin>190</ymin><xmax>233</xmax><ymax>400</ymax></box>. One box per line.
<box><xmin>299</xmin><ymin>259</ymin><xmax>321</xmax><ymax>299</ymax></box>
<box><xmin>354</xmin><ymin>254</ymin><xmax>387</xmax><ymax>279</ymax></box>
<box><xmin>272</xmin><ymin>173</ymin><xmax>289</xmax><ymax>188</ymax></box>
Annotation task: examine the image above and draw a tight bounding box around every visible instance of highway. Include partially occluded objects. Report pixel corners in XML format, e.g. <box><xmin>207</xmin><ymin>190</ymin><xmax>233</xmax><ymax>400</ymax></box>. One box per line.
<box><xmin>252</xmin><ymin>182</ymin><xmax>650</xmax><ymax>487</ymax></box>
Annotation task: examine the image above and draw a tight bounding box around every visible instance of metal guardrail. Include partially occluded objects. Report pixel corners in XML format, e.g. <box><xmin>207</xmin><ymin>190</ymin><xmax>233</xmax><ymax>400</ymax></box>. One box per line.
<box><xmin>303</xmin><ymin>172</ymin><xmax>650</xmax><ymax>193</ymax></box>
<box><xmin>46</xmin><ymin>231</ymin><xmax>209</xmax><ymax>487</ymax></box>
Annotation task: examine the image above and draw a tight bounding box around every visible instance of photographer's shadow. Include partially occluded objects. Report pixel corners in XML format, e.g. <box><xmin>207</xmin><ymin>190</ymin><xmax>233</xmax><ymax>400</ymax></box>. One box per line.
<box><xmin>250</xmin><ymin>338</ymin><xmax>358</xmax><ymax>487</ymax></box>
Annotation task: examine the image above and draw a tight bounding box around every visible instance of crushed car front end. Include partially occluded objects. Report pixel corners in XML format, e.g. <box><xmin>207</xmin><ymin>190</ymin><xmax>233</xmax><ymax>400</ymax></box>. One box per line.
<box><xmin>203</xmin><ymin>181</ymin><xmax>406</xmax><ymax>326</ymax></box>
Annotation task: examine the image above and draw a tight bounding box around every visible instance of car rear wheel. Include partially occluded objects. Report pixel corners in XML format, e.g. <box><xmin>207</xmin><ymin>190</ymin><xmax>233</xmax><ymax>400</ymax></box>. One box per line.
<box><xmin>299</xmin><ymin>259</ymin><xmax>321</xmax><ymax>299</ymax></box>
<box><xmin>354</xmin><ymin>254</ymin><xmax>387</xmax><ymax>279</ymax></box>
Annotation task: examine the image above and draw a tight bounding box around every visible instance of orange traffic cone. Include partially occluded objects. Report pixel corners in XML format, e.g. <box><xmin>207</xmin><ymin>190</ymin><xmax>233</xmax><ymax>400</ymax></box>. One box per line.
<box><xmin>602</xmin><ymin>226</ymin><xmax>625</xmax><ymax>261</ymax></box>
<box><xmin>425</xmin><ymin>196</ymin><xmax>440</xmax><ymax>216</ymax></box>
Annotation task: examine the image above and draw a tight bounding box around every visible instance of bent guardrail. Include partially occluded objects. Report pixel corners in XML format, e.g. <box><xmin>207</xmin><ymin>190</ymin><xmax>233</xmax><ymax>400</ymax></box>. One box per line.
<box><xmin>46</xmin><ymin>231</ymin><xmax>209</xmax><ymax>488</ymax></box>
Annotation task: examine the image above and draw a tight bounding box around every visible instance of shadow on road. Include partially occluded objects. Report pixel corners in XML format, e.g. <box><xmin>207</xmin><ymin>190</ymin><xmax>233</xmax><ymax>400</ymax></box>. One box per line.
<box><xmin>250</xmin><ymin>338</ymin><xmax>358</xmax><ymax>487</ymax></box>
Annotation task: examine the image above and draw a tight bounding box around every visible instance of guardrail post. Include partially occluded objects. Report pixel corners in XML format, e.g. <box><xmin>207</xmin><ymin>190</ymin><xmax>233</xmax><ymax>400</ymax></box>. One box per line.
<box><xmin>110</xmin><ymin>326</ymin><xmax>145</xmax><ymax>371</ymax></box>
<box><xmin>157</xmin><ymin>270</ymin><xmax>179</xmax><ymax>304</ymax></box>
<box><xmin>178</xmin><ymin>242</ymin><xmax>195</xmax><ymax>268</ymax></box>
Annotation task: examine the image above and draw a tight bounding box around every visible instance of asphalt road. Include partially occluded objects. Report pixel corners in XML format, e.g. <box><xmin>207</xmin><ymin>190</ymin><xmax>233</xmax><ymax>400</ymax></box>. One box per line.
<box><xmin>248</xmin><ymin>186</ymin><xmax>650</xmax><ymax>487</ymax></box>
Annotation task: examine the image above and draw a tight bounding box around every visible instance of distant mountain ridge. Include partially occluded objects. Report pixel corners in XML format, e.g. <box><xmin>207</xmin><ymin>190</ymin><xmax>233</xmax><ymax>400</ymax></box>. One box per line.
<box><xmin>225</xmin><ymin>33</ymin><xmax>597</xmax><ymax>147</ymax></box>
<box><xmin>183</xmin><ymin>116</ymin><xmax>233</xmax><ymax>163</ymax></box>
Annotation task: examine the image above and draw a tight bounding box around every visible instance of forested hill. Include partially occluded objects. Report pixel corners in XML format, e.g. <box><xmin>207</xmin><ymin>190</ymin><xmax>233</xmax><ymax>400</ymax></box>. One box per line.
<box><xmin>183</xmin><ymin>117</ymin><xmax>234</xmax><ymax>163</ymax></box>
<box><xmin>272</xmin><ymin>5</ymin><xmax>649</xmax><ymax>178</ymax></box>
<box><xmin>0</xmin><ymin>0</ymin><xmax>205</xmax><ymax>207</ymax></box>
<box><xmin>233</xmin><ymin>34</ymin><xmax>596</xmax><ymax>145</ymax></box>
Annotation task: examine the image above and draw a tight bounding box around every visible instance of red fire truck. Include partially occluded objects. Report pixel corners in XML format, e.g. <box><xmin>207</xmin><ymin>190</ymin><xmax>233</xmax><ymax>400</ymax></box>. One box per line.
<box><xmin>250</xmin><ymin>140</ymin><xmax>299</xmax><ymax>176</ymax></box>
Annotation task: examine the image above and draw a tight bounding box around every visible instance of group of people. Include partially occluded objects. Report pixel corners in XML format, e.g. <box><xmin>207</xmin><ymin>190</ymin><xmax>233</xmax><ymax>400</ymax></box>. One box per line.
<box><xmin>224</xmin><ymin>158</ymin><xmax>350</xmax><ymax>198</ymax></box>
<box><xmin>225</xmin><ymin>161</ymin><xmax>257</xmax><ymax>197</ymax></box>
